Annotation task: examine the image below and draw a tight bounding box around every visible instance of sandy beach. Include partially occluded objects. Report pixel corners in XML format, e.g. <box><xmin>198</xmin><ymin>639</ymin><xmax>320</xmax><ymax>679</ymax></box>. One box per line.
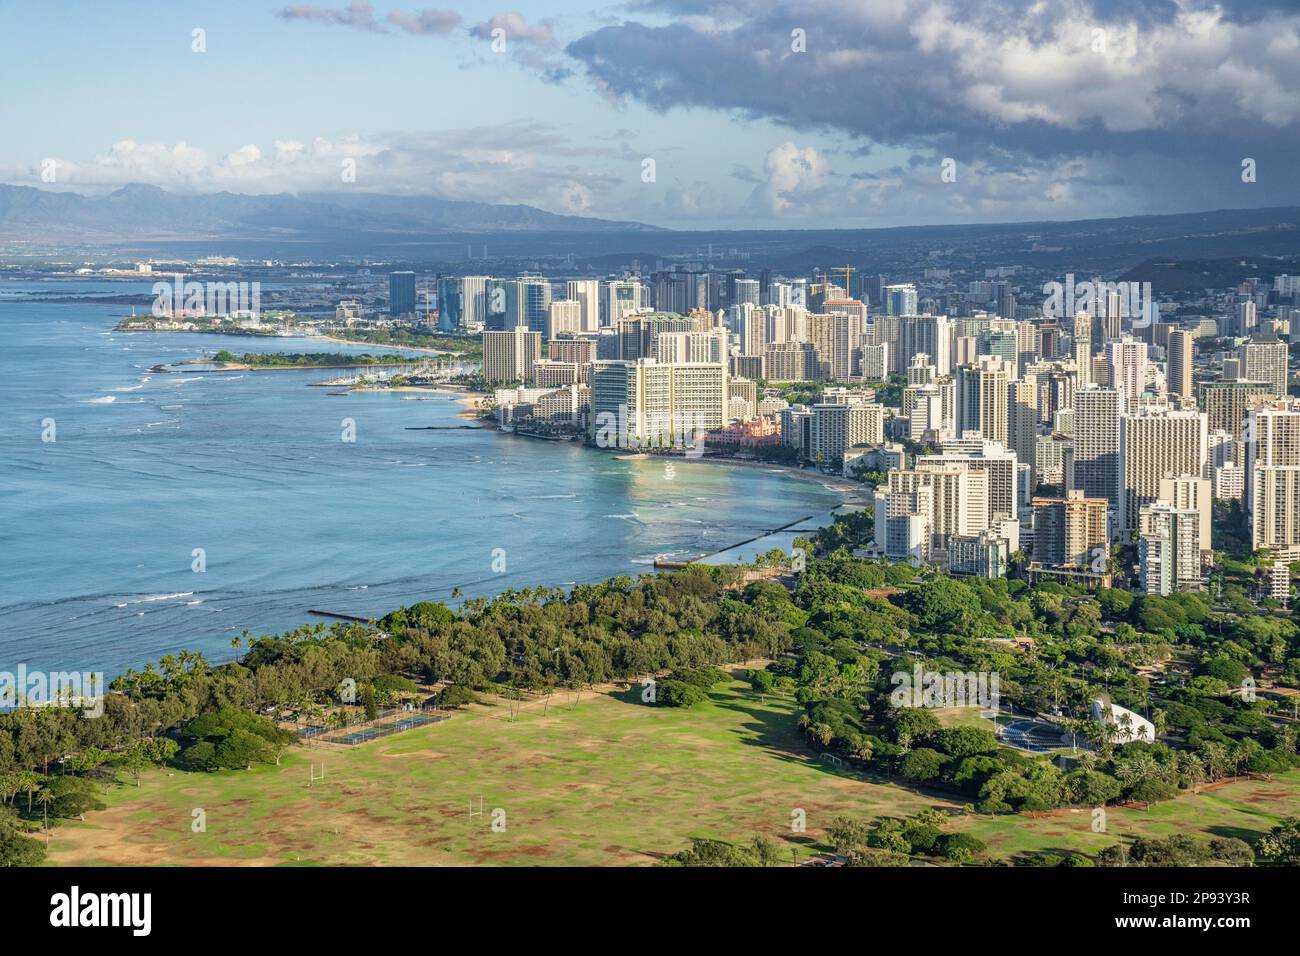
<box><xmin>337</xmin><ymin>378</ymin><xmax>865</xmax><ymax>500</ymax></box>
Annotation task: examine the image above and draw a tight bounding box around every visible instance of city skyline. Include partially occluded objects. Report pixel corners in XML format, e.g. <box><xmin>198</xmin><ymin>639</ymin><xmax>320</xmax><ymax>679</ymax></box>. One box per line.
<box><xmin>2</xmin><ymin>0</ymin><xmax>1298</xmax><ymax>894</ymax></box>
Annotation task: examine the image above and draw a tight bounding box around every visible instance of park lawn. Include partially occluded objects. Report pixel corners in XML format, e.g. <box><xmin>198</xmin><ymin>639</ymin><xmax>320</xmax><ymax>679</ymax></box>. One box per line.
<box><xmin>956</xmin><ymin>771</ymin><xmax>1300</xmax><ymax>863</ymax></box>
<box><xmin>44</xmin><ymin>680</ymin><xmax>1300</xmax><ymax>866</ymax></box>
<box><xmin>46</xmin><ymin>680</ymin><xmax>944</xmax><ymax>867</ymax></box>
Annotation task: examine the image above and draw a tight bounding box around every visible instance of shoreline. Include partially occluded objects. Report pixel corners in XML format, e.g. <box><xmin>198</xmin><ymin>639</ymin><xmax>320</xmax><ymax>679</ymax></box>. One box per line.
<box><xmin>309</xmin><ymin>333</ymin><xmax>468</xmax><ymax>356</ymax></box>
<box><xmin>115</xmin><ymin>324</ymin><xmax>475</xmax><ymax>358</ymax></box>
<box><xmin>393</xmin><ymin>382</ymin><xmax>866</xmax><ymax>503</ymax></box>
<box><xmin>680</xmin><ymin>455</ymin><xmax>869</xmax><ymax>500</ymax></box>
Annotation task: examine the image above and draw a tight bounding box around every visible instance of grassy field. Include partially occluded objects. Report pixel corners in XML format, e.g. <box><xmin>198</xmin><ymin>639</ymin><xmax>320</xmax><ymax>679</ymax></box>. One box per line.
<box><xmin>45</xmin><ymin>680</ymin><xmax>1300</xmax><ymax>866</ymax></box>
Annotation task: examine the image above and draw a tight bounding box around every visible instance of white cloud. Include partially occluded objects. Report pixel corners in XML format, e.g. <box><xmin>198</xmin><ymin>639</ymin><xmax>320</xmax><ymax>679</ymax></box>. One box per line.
<box><xmin>5</xmin><ymin>126</ymin><xmax>628</xmax><ymax>216</ymax></box>
<box><xmin>752</xmin><ymin>142</ymin><xmax>828</xmax><ymax>214</ymax></box>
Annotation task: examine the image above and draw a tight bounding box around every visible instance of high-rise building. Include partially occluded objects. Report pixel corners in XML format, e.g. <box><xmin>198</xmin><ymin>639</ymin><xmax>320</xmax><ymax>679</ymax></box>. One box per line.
<box><xmin>653</xmin><ymin>270</ymin><xmax>710</xmax><ymax>314</ymax></box>
<box><xmin>1139</xmin><ymin>502</ymin><xmax>1202</xmax><ymax>595</ymax></box>
<box><xmin>1072</xmin><ymin>386</ymin><xmax>1125</xmax><ymax>507</ymax></box>
<box><xmin>730</xmin><ymin>302</ymin><xmax>767</xmax><ymax>357</ymax></box>
<box><xmin>655</xmin><ymin>330</ymin><xmax>728</xmax><ymax>365</ymax></box>
<box><xmin>1031</xmin><ymin>490</ymin><xmax>1109</xmax><ymax>568</ymax></box>
<box><xmin>810</xmin><ymin>403</ymin><xmax>886</xmax><ymax>461</ymax></box>
<box><xmin>548</xmin><ymin>337</ymin><xmax>597</xmax><ymax>367</ymax></box>
<box><xmin>781</xmin><ymin>406</ymin><xmax>813</xmax><ymax>460</ymax></box>
<box><xmin>995</xmin><ymin>282</ymin><xmax>1016</xmax><ymax>320</ymax></box>
<box><xmin>918</xmin><ymin>434</ymin><xmax>1019</xmax><ymax>522</ymax></box>
<box><xmin>977</xmin><ymin>327</ymin><xmax>1018</xmax><ymax>367</ymax></box>
<box><xmin>1118</xmin><ymin>406</ymin><xmax>1207</xmax><ymax>533</ymax></box>
<box><xmin>601</xmin><ymin>279</ymin><xmax>645</xmax><ymax>327</ymax></box>
<box><xmin>482</xmin><ymin>326</ymin><xmax>542</xmax><ymax>385</ymax></box>
<box><xmin>732</xmin><ymin>278</ymin><xmax>760</xmax><ymax>308</ymax></box>
<box><xmin>956</xmin><ymin>356</ymin><xmax>1011</xmax><ymax>446</ymax></box>
<box><xmin>907</xmin><ymin>353</ymin><xmax>936</xmax><ymax>385</ymax></box>
<box><xmin>1106</xmin><ymin>336</ymin><xmax>1149</xmax><ymax>402</ymax></box>
<box><xmin>896</xmin><ymin>314</ymin><xmax>953</xmax><ymax>376</ymax></box>
<box><xmin>1239</xmin><ymin>334</ymin><xmax>1290</xmax><ymax>399</ymax></box>
<box><xmin>389</xmin><ymin>271</ymin><xmax>417</xmax><ymax>317</ymax></box>
<box><xmin>547</xmin><ymin>300</ymin><xmax>582</xmax><ymax>338</ymax></box>
<box><xmin>1228</xmin><ymin>300</ymin><xmax>1257</xmax><ymax>338</ymax></box>
<box><xmin>1245</xmin><ymin>402</ymin><xmax>1300</xmax><ymax>553</ymax></box>
<box><xmin>618</xmin><ymin>313</ymin><xmax>694</xmax><ymax>361</ymax></box>
<box><xmin>883</xmin><ymin>467</ymin><xmax>989</xmax><ymax>546</ymax></box>
<box><xmin>765</xmin><ymin>341</ymin><xmax>821</xmax><ymax>382</ymax></box>
<box><xmin>1072</xmin><ymin>313</ymin><xmax>1093</xmax><ymax>387</ymax></box>
<box><xmin>458</xmin><ymin>276</ymin><xmax>491</xmax><ymax>330</ymax></box>
<box><xmin>588</xmin><ymin>358</ymin><xmax>727</xmax><ymax>448</ymax></box>
<box><xmin>947</xmin><ymin>531</ymin><xmax>1011</xmax><ymax>579</ymax></box>
<box><xmin>861</xmin><ymin>274</ymin><xmax>886</xmax><ymax>308</ymax></box>
<box><xmin>505</xmin><ymin>277</ymin><xmax>552</xmax><ymax>334</ymax></box>
<box><xmin>883</xmin><ymin>284</ymin><xmax>918</xmax><ymax>316</ymax></box>
<box><xmin>1200</xmin><ymin>380</ymin><xmax>1273</xmax><ymax>438</ymax></box>
<box><xmin>1157</xmin><ymin>475</ymin><xmax>1212</xmax><ymax>556</ymax></box>
<box><xmin>860</xmin><ymin>343</ymin><xmax>889</xmax><ymax>382</ymax></box>
<box><xmin>566</xmin><ymin>280</ymin><xmax>600</xmax><ymax>332</ymax></box>
<box><xmin>1102</xmin><ymin>289</ymin><xmax>1124</xmax><ymax>342</ymax></box>
<box><xmin>532</xmin><ymin>360</ymin><xmax>581</xmax><ymax>389</ymax></box>
<box><xmin>1008</xmin><ymin>380</ymin><xmax>1039</xmax><ymax>491</ymax></box>
<box><xmin>873</xmin><ymin>483</ymin><xmax>933</xmax><ymax>562</ymax></box>
<box><xmin>1166</xmin><ymin>329</ymin><xmax>1194</xmax><ymax>400</ymax></box>
<box><xmin>436</xmin><ymin>276</ymin><xmax>462</xmax><ymax>332</ymax></box>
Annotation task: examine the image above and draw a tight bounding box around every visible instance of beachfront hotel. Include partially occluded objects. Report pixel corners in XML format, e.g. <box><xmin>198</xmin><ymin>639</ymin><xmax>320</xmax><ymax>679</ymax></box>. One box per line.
<box><xmin>588</xmin><ymin>358</ymin><xmax>728</xmax><ymax>448</ymax></box>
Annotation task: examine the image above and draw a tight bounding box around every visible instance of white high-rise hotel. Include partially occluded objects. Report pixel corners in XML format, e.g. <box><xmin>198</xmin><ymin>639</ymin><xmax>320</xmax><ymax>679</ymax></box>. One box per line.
<box><xmin>1118</xmin><ymin>406</ymin><xmax>1208</xmax><ymax>533</ymax></box>
<box><xmin>588</xmin><ymin>358</ymin><xmax>727</xmax><ymax>448</ymax></box>
<box><xmin>565</xmin><ymin>279</ymin><xmax>601</xmax><ymax>332</ymax></box>
<box><xmin>1072</xmin><ymin>386</ymin><xmax>1125</xmax><ymax>508</ymax></box>
<box><xmin>1247</xmin><ymin>402</ymin><xmax>1300</xmax><ymax>553</ymax></box>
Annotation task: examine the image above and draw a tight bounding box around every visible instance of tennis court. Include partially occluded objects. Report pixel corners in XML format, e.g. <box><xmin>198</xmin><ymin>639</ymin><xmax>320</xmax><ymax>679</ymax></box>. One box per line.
<box><xmin>333</xmin><ymin>712</ymin><xmax>448</xmax><ymax>745</ymax></box>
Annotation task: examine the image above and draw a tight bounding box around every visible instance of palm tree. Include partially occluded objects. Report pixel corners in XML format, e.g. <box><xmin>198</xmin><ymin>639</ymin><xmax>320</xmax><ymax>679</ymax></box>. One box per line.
<box><xmin>1115</xmin><ymin>752</ymin><xmax>1161</xmax><ymax>787</ymax></box>
<box><xmin>1177</xmin><ymin>752</ymin><xmax>1207</xmax><ymax>790</ymax></box>
<box><xmin>36</xmin><ymin>787</ymin><xmax>54</xmax><ymax>839</ymax></box>
<box><xmin>1199</xmin><ymin>742</ymin><xmax>1232</xmax><ymax>781</ymax></box>
<box><xmin>18</xmin><ymin>771</ymin><xmax>40</xmax><ymax>814</ymax></box>
<box><xmin>1229</xmin><ymin>742</ymin><xmax>1253</xmax><ymax>776</ymax></box>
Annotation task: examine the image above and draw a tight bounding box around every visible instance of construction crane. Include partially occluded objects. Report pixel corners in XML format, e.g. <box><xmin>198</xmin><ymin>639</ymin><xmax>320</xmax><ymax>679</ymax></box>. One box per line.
<box><xmin>423</xmin><ymin>287</ymin><xmax>439</xmax><ymax>329</ymax></box>
<box><xmin>830</xmin><ymin>265</ymin><xmax>855</xmax><ymax>299</ymax></box>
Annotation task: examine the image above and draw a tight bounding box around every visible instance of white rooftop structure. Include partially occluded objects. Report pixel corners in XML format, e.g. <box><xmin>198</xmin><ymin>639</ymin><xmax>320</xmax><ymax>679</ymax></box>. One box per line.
<box><xmin>1091</xmin><ymin>699</ymin><xmax>1155</xmax><ymax>744</ymax></box>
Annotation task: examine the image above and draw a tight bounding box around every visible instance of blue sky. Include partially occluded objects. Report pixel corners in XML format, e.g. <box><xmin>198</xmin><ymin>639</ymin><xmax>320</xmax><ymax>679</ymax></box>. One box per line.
<box><xmin>3</xmin><ymin>0</ymin><xmax>1299</xmax><ymax>229</ymax></box>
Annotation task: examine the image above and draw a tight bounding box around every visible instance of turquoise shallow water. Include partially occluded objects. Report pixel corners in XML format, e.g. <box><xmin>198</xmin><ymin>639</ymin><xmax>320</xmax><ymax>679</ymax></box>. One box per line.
<box><xmin>0</xmin><ymin>280</ymin><xmax>840</xmax><ymax>679</ymax></box>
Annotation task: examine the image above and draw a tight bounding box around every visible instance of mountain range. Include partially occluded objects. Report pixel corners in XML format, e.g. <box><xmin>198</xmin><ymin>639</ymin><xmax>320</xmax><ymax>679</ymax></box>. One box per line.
<box><xmin>0</xmin><ymin>184</ymin><xmax>663</xmax><ymax>242</ymax></box>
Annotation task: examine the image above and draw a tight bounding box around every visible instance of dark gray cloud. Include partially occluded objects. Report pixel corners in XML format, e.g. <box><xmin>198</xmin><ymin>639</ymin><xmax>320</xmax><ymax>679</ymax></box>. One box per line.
<box><xmin>563</xmin><ymin>0</ymin><xmax>1300</xmax><ymax>210</ymax></box>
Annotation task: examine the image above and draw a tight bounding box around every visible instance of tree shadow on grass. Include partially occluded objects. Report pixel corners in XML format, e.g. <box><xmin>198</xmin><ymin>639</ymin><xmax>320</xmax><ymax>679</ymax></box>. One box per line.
<box><xmin>609</xmin><ymin>685</ymin><xmax>644</xmax><ymax>707</ymax></box>
<box><xmin>711</xmin><ymin>694</ymin><xmax>973</xmax><ymax>808</ymax></box>
<box><xmin>710</xmin><ymin>694</ymin><xmax>896</xmax><ymax>784</ymax></box>
<box><xmin>1206</xmin><ymin>823</ymin><xmax>1272</xmax><ymax>843</ymax></box>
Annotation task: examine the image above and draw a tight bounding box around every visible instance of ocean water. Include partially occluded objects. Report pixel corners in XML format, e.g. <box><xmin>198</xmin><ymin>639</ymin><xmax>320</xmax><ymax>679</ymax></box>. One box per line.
<box><xmin>0</xmin><ymin>281</ymin><xmax>840</xmax><ymax>679</ymax></box>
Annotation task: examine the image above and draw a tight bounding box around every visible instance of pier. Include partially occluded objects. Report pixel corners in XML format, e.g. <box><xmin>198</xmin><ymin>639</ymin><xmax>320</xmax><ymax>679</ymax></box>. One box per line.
<box><xmin>308</xmin><ymin>609</ymin><xmax>374</xmax><ymax>623</ymax></box>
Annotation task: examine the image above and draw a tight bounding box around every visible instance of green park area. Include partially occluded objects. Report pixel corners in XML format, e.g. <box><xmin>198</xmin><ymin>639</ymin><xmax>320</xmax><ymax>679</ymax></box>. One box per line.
<box><xmin>46</xmin><ymin>678</ymin><xmax>1300</xmax><ymax>867</ymax></box>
